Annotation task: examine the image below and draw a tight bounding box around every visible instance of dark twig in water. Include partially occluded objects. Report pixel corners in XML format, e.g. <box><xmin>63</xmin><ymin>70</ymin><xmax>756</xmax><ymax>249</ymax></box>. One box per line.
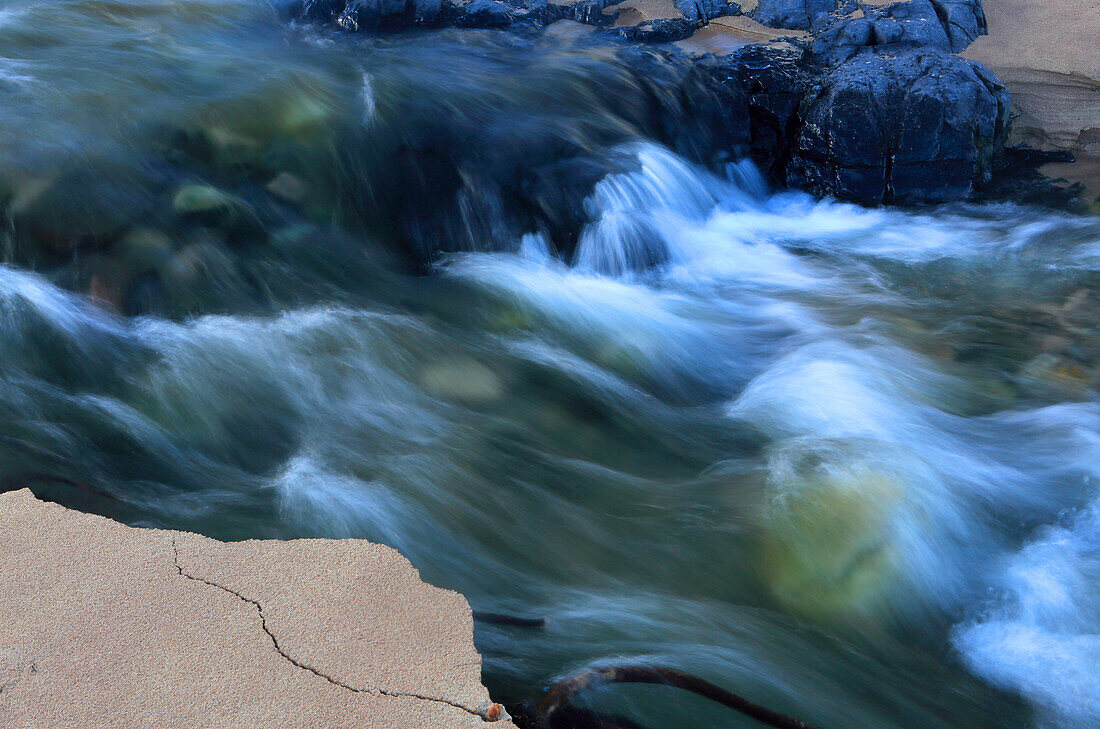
<box><xmin>0</xmin><ymin>433</ymin><xmax>68</xmax><ymax>464</ymax></box>
<box><xmin>0</xmin><ymin>435</ymin><xmax>119</xmax><ymax>502</ymax></box>
<box><xmin>473</xmin><ymin>611</ymin><xmax>547</xmax><ymax>628</ymax></box>
<box><xmin>1</xmin><ymin>472</ymin><xmax>120</xmax><ymax>501</ymax></box>
<box><xmin>535</xmin><ymin>703</ymin><xmax>651</xmax><ymax>729</ymax></box>
<box><xmin>538</xmin><ymin>665</ymin><xmax>821</xmax><ymax>729</ymax></box>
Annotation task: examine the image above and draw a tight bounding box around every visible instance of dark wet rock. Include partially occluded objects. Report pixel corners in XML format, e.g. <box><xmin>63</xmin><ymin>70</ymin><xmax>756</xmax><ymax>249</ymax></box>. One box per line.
<box><xmin>861</xmin><ymin>0</ymin><xmax>953</xmax><ymax>49</ymax></box>
<box><xmin>295</xmin><ymin>0</ymin><xmax>616</xmax><ymax>29</ymax></box>
<box><xmin>295</xmin><ymin>0</ymin><xmax>444</xmax><ymax>31</ymax></box>
<box><xmin>288</xmin><ymin>0</ymin><xmax>1007</xmax><ymax>211</ymax></box>
<box><xmin>294</xmin><ymin>0</ymin><xmax>737</xmax><ymax>31</ymax></box>
<box><xmin>617</xmin><ymin>17</ymin><xmax>697</xmax><ymax>42</ymax></box>
<box><xmin>788</xmin><ymin>47</ymin><xmax>1010</xmax><ymax>203</ymax></box>
<box><xmin>442</xmin><ymin>0</ymin><xmax>518</xmax><ymax>27</ymax></box>
<box><xmin>930</xmin><ymin>0</ymin><xmax>987</xmax><ymax>50</ymax></box>
<box><xmin>333</xmin><ymin>38</ymin><xmax>754</xmax><ymax>267</ymax></box>
<box><xmin>808</xmin><ymin>15</ymin><xmax>872</xmax><ymax>67</ymax></box>
<box><xmin>621</xmin><ymin>46</ymin><xmax>753</xmax><ymax>163</ymax></box>
<box><xmin>545</xmin><ymin>0</ymin><xmax>615</xmax><ymax>24</ymax></box>
<box><xmin>706</xmin><ymin>42</ymin><xmax>810</xmax><ymax>184</ymax></box>
<box><xmin>8</xmin><ymin>165</ymin><xmax>167</xmax><ymax>265</ymax></box>
<box><xmin>5</xmin><ymin>0</ymin><xmax>1017</xmax><ymax>287</ymax></box>
<box><xmin>811</xmin><ymin>0</ymin><xmax>987</xmax><ymax>66</ymax></box>
<box><xmin>673</xmin><ymin>0</ymin><xmax>736</xmax><ymax>22</ymax></box>
<box><xmin>748</xmin><ymin>0</ymin><xmax>855</xmax><ymax>31</ymax></box>
<box><xmin>519</xmin><ymin>154</ymin><xmax>639</xmax><ymax>259</ymax></box>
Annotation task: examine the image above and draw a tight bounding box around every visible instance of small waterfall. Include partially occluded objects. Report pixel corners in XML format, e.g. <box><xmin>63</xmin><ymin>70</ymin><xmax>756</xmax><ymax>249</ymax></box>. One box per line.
<box><xmin>573</xmin><ymin>143</ymin><xmax>768</xmax><ymax>276</ymax></box>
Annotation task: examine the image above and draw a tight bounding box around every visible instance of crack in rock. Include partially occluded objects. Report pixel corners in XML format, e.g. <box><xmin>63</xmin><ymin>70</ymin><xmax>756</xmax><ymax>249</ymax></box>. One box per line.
<box><xmin>169</xmin><ymin>537</ymin><xmax>497</xmax><ymax>722</ymax></box>
<box><xmin>0</xmin><ymin>661</ymin><xmax>37</xmax><ymax>696</ymax></box>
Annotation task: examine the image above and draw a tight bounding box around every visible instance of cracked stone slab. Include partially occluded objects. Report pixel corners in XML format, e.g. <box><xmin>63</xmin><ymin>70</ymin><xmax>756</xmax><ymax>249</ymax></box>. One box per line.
<box><xmin>0</xmin><ymin>489</ymin><xmax>512</xmax><ymax>728</ymax></box>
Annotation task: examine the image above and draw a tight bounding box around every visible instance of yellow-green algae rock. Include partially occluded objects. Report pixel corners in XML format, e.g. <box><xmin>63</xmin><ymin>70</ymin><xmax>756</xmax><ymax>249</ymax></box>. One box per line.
<box><xmin>420</xmin><ymin>357</ymin><xmax>504</xmax><ymax>405</ymax></box>
<box><xmin>757</xmin><ymin>442</ymin><xmax>905</xmax><ymax>621</ymax></box>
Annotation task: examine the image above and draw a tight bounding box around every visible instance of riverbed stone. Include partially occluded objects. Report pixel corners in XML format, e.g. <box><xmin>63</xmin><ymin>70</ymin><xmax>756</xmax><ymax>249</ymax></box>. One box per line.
<box><xmin>1016</xmin><ymin>353</ymin><xmax>1096</xmax><ymax>399</ymax></box>
<box><xmin>172</xmin><ymin>184</ymin><xmax>244</xmax><ymax>218</ymax></box>
<box><xmin>0</xmin><ymin>488</ymin><xmax>510</xmax><ymax>728</ymax></box>
<box><xmin>12</xmin><ymin>166</ymin><xmax>163</xmax><ymax>260</ymax></box>
<box><xmin>757</xmin><ymin>454</ymin><xmax>904</xmax><ymax>621</ymax></box>
<box><xmin>420</xmin><ymin>357</ymin><xmax>505</xmax><ymax>404</ymax></box>
<box><xmin>115</xmin><ymin>227</ymin><xmax>175</xmax><ymax>273</ymax></box>
<box><xmin>266</xmin><ymin>171</ymin><xmax>309</xmax><ymax>204</ymax></box>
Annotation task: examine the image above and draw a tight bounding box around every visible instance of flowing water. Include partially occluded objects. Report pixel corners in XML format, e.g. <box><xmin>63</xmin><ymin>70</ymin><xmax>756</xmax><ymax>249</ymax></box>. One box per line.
<box><xmin>3</xmin><ymin>2</ymin><xmax>1100</xmax><ymax>727</ymax></box>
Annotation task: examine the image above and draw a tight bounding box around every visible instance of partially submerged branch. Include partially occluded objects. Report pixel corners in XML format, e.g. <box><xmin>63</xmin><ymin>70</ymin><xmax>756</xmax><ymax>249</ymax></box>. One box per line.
<box><xmin>473</xmin><ymin>611</ymin><xmax>547</xmax><ymax>628</ymax></box>
<box><xmin>1</xmin><ymin>472</ymin><xmax>119</xmax><ymax>501</ymax></box>
<box><xmin>538</xmin><ymin>665</ymin><xmax>821</xmax><ymax>729</ymax></box>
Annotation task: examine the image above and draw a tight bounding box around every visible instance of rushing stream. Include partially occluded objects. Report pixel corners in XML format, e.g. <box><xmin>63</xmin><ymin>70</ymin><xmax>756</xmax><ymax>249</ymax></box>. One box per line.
<box><xmin>3</xmin><ymin>1</ymin><xmax>1100</xmax><ymax>727</ymax></box>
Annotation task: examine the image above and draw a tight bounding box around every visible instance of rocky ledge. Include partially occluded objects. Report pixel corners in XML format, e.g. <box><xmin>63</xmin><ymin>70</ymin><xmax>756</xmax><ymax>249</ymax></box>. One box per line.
<box><xmin>0</xmin><ymin>489</ymin><xmax>511</xmax><ymax>728</ymax></box>
<box><xmin>295</xmin><ymin>0</ymin><xmax>1013</xmax><ymax>205</ymax></box>
<box><xmin>964</xmin><ymin>0</ymin><xmax>1100</xmax><ymax>203</ymax></box>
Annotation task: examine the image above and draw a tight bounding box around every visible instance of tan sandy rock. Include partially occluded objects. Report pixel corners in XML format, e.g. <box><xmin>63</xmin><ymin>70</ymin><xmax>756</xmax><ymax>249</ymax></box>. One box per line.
<box><xmin>0</xmin><ymin>489</ymin><xmax>511</xmax><ymax>729</ymax></box>
<box><xmin>963</xmin><ymin>0</ymin><xmax>1100</xmax><ymax>195</ymax></box>
<box><xmin>676</xmin><ymin>14</ymin><xmax>807</xmax><ymax>53</ymax></box>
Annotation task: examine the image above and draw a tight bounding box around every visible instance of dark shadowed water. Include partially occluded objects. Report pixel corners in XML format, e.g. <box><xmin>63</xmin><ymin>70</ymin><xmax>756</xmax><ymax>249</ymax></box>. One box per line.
<box><xmin>3</xmin><ymin>2</ymin><xmax>1100</xmax><ymax>727</ymax></box>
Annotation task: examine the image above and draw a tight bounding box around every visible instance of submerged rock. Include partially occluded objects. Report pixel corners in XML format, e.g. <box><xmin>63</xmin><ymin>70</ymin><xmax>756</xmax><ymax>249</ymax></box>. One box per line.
<box><xmin>266</xmin><ymin>172</ymin><xmax>309</xmax><ymax>204</ymax></box>
<box><xmin>420</xmin><ymin>357</ymin><xmax>505</xmax><ymax>404</ymax></box>
<box><xmin>0</xmin><ymin>488</ymin><xmax>511</xmax><ymax>728</ymax></box>
<box><xmin>9</xmin><ymin>165</ymin><xmax>166</xmax><ymax>264</ymax></box>
<box><xmin>757</xmin><ymin>447</ymin><xmax>905</xmax><ymax>621</ymax></box>
<box><xmin>171</xmin><ymin>184</ymin><xmax>266</xmax><ymax>244</ymax></box>
<box><xmin>1016</xmin><ymin>353</ymin><xmax>1096</xmax><ymax>400</ymax></box>
<box><xmin>172</xmin><ymin>184</ymin><xmax>243</xmax><ymax>217</ymax></box>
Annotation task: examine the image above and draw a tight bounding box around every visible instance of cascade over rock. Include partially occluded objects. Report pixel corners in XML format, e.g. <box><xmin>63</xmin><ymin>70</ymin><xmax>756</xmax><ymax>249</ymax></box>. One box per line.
<box><xmin>290</xmin><ymin>0</ymin><xmax>1011</xmax><ymax>214</ymax></box>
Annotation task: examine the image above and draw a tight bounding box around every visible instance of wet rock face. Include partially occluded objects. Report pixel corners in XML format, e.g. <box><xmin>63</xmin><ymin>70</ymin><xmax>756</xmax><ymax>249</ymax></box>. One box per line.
<box><xmin>745</xmin><ymin>0</ymin><xmax>986</xmax><ymax>47</ymax></box>
<box><xmin>722</xmin><ymin>0</ymin><xmax>1006</xmax><ymax>203</ymax></box>
<box><xmin>290</xmin><ymin>0</ymin><xmax>1011</xmax><ymax>210</ymax></box>
<box><xmin>716</xmin><ymin>42</ymin><xmax>811</xmax><ymax>183</ymax></box>
<box><xmin>335</xmin><ymin>41</ymin><xmax>755</xmax><ymax>267</ymax></box>
<box><xmin>747</xmin><ymin>0</ymin><xmax>856</xmax><ymax>31</ymax></box>
<box><xmin>294</xmin><ymin>0</ymin><xmax>616</xmax><ymax>30</ymax></box>
<box><xmin>811</xmin><ymin>0</ymin><xmax>988</xmax><ymax>65</ymax></box>
<box><xmin>789</xmin><ymin>48</ymin><xmax>1010</xmax><ymax>203</ymax></box>
<box><xmin>295</xmin><ymin>0</ymin><xmax>447</xmax><ymax>30</ymax></box>
<box><xmin>295</xmin><ymin>0</ymin><xmax>740</xmax><ymax>34</ymax></box>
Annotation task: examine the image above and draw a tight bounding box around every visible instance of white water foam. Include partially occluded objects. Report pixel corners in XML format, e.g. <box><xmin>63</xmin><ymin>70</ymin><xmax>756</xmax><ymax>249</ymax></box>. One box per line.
<box><xmin>955</xmin><ymin>503</ymin><xmax>1100</xmax><ymax>726</ymax></box>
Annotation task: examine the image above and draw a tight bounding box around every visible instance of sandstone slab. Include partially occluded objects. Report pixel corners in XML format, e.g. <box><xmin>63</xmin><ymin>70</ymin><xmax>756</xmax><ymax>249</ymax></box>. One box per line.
<box><xmin>0</xmin><ymin>489</ymin><xmax>510</xmax><ymax>729</ymax></box>
<box><xmin>964</xmin><ymin>0</ymin><xmax>1100</xmax><ymax>196</ymax></box>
